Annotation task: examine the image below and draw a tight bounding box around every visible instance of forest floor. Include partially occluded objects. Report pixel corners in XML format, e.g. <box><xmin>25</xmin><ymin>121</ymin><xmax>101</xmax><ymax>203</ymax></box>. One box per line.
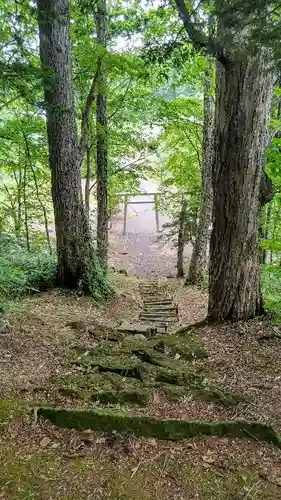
<box><xmin>1</xmin><ymin>271</ymin><xmax>281</xmax><ymax>499</ymax></box>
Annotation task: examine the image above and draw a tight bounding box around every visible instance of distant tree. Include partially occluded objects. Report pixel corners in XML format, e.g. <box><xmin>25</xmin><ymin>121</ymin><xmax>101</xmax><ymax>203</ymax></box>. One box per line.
<box><xmin>187</xmin><ymin>58</ymin><xmax>214</xmax><ymax>284</ymax></box>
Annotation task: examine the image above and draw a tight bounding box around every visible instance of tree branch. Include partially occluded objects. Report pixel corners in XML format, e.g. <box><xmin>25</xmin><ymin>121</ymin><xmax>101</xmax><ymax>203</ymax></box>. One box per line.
<box><xmin>174</xmin><ymin>0</ymin><xmax>228</xmax><ymax>65</ymax></box>
<box><xmin>265</xmin><ymin>124</ymin><xmax>281</xmax><ymax>149</ymax></box>
<box><xmin>271</xmin><ymin>95</ymin><xmax>281</xmax><ymax>109</ymax></box>
<box><xmin>77</xmin><ymin>58</ymin><xmax>102</xmax><ymax>168</ymax></box>
<box><xmin>108</xmin><ymin>78</ymin><xmax>133</xmax><ymax>121</ymax></box>
<box><xmin>88</xmin><ymin>153</ymin><xmax>155</xmax><ymax>194</ymax></box>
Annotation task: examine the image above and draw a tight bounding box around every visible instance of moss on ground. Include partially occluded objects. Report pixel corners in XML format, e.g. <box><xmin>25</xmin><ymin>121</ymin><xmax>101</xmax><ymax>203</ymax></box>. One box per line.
<box><xmin>37</xmin><ymin>407</ymin><xmax>281</xmax><ymax>447</ymax></box>
<box><xmin>0</xmin><ymin>399</ymin><xmax>27</xmax><ymax>431</ymax></box>
<box><xmin>1</xmin><ymin>435</ymin><xmax>279</xmax><ymax>499</ymax></box>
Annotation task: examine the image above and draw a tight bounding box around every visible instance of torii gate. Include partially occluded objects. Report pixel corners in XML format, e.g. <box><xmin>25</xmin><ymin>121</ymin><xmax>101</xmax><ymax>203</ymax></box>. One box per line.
<box><xmin>116</xmin><ymin>192</ymin><xmax>160</xmax><ymax>236</ymax></box>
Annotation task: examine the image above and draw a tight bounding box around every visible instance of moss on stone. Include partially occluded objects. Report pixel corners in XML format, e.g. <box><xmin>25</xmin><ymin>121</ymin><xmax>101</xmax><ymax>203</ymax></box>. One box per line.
<box><xmin>37</xmin><ymin>407</ymin><xmax>281</xmax><ymax>448</ymax></box>
<box><xmin>57</xmin><ymin>387</ymin><xmax>84</xmax><ymax>399</ymax></box>
<box><xmin>193</xmin><ymin>386</ymin><xmax>248</xmax><ymax>407</ymax></box>
<box><xmin>132</xmin><ymin>348</ymin><xmax>181</xmax><ymax>370</ymax></box>
<box><xmin>155</xmin><ymin>369</ymin><xmax>203</xmax><ymax>387</ymax></box>
<box><xmin>73</xmin><ymin>353</ymin><xmax>145</xmax><ymax>381</ymax></box>
<box><xmin>159</xmin><ymin>383</ymin><xmax>189</xmax><ymax>401</ymax></box>
<box><xmin>91</xmin><ymin>389</ymin><xmax>149</xmax><ymax>405</ymax></box>
<box><xmin>54</xmin><ymin>372</ymin><xmax>143</xmax><ymax>392</ymax></box>
<box><xmin>147</xmin><ymin>334</ymin><xmax>208</xmax><ymax>360</ymax></box>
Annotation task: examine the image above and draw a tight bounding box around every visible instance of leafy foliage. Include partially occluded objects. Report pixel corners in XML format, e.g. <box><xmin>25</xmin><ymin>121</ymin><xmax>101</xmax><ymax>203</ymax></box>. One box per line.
<box><xmin>0</xmin><ymin>231</ymin><xmax>56</xmax><ymax>310</ymax></box>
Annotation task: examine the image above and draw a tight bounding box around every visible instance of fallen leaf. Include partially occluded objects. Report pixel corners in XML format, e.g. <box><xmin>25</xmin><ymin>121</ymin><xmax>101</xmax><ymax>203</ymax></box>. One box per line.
<box><xmin>202</xmin><ymin>455</ymin><xmax>215</xmax><ymax>464</ymax></box>
<box><xmin>51</xmin><ymin>442</ymin><xmax>60</xmax><ymax>449</ymax></box>
<box><xmin>40</xmin><ymin>437</ymin><xmax>51</xmax><ymax>448</ymax></box>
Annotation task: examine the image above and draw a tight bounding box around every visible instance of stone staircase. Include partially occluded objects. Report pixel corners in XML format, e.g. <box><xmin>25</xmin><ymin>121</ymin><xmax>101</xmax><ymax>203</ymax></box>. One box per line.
<box><xmin>118</xmin><ymin>280</ymin><xmax>178</xmax><ymax>336</ymax></box>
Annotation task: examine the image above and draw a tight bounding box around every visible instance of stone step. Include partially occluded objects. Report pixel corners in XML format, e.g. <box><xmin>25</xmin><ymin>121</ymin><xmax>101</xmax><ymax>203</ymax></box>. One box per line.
<box><xmin>142</xmin><ymin>298</ymin><xmax>171</xmax><ymax>304</ymax></box>
<box><xmin>139</xmin><ymin>315</ymin><xmax>178</xmax><ymax>323</ymax></box>
<box><xmin>142</xmin><ymin>294</ymin><xmax>169</xmax><ymax>300</ymax></box>
<box><xmin>140</xmin><ymin>312</ymin><xmax>178</xmax><ymax>319</ymax></box>
<box><xmin>117</xmin><ymin>322</ymin><xmax>166</xmax><ymax>336</ymax></box>
<box><xmin>143</xmin><ymin>305</ymin><xmax>178</xmax><ymax>313</ymax></box>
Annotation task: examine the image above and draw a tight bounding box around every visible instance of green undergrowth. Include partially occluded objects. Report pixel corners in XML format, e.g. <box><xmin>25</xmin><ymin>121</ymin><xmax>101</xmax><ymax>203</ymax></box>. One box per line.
<box><xmin>37</xmin><ymin>407</ymin><xmax>281</xmax><ymax>447</ymax></box>
<box><xmin>261</xmin><ymin>264</ymin><xmax>281</xmax><ymax>322</ymax></box>
<box><xmin>0</xmin><ymin>234</ymin><xmax>56</xmax><ymax>310</ymax></box>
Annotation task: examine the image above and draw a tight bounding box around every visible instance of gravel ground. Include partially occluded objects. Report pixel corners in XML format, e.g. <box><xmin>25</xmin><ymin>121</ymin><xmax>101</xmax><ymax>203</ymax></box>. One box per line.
<box><xmin>108</xmin><ymin>228</ymin><xmax>193</xmax><ymax>278</ymax></box>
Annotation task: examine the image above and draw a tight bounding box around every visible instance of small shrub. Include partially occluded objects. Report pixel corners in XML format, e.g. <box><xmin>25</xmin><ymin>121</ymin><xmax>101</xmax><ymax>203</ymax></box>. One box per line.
<box><xmin>0</xmin><ymin>231</ymin><xmax>56</xmax><ymax>309</ymax></box>
<box><xmin>261</xmin><ymin>264</ymin><xmax>281</xmax><ymax>322</ymax></box>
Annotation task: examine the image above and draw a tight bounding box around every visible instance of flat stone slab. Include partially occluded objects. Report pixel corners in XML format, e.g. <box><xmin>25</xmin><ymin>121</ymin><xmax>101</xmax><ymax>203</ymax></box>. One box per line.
<box><xmin>144</xmin><ymin>305</ymin><xmax>178</xmax><ymax>312</ymax></box>
<box><xmin>139</xmin><ymin>315</ymin><xmax>178</xmax><ymax>323</ymax></box>
<box><xmin>117</xmin><ymin>322</ymin><xmax>166</xmax><ymax>335</ymax></box>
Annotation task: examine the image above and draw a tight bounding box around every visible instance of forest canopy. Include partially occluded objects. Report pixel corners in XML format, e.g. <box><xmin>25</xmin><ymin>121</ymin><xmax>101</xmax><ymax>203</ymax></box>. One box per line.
<box><xmin>0</xmin><ymin>0</ymin><xmax>281</xmax><ymax>322</ymax></box>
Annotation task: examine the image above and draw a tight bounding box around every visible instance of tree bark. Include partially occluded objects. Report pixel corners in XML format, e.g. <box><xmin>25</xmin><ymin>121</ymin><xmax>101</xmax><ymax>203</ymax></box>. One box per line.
<box><xmin>177</xmin><ymin>199</ymin><xmax>187</xmax><ymax>278</ymax></box>
<box><xmin>208</xmin><ymin>57</ymin><xmax>274</xmax><ymax>321</ymax></box>
<box><xmin>37</xmin><ymin>0</ymin><xmax>95</xmax><ymax>289</ymax></box>
<box><xmin>95</xmin><ymin>0</ymin><xmax>108</xmax><ymax>268</ymax></box>
<box><xmin>187</xmin><ymin>60</ymin><xmax>214</xmax><ymax>284</ymax></box>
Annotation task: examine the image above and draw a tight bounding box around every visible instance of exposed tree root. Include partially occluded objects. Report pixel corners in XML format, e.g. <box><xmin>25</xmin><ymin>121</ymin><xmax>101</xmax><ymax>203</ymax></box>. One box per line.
<box><xmin>175</xmin><ymin>317</ymin><xmax>218</xmax><ymax>335</ymax></box>
<box><xmin>37</xmin><ymin>407</ymin><xmax>281</xmax><ymax>448</ymax></box>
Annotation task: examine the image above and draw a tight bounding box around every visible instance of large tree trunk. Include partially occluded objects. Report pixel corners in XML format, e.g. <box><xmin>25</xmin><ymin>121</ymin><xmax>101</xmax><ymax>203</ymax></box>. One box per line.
<box><xmin>95</xmin><ymin>0</ymin><xmax>108</xmax><ymax>267</ymax></box>
<box><xmin>187</xmin><ymin>60</ymin><xmax>214</xmax><ymax>284</ymax></box>
<box><xmin>37</xmin><ymin>0</ymin><xmax>94</xmax><ymax>288</ymax></box>
<box><xmin>208</xmin><ymin>57</ymin><xmax>273</xmax><ymax>321</ymax></box>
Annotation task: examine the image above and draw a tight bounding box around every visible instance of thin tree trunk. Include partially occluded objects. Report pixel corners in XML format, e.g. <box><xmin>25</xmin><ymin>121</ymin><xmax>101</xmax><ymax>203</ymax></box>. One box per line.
<box><xmin>177</xmin><ymin>198</ymin><xmax>187</xmax><ymax>278</ymax></box>
<box><xmin>37</xmin><ymin>0</ymin><xmax>96</xmax><ymax>289</ymax></box>
<box><xmin>187</xmin><ymin>59</ymin><xmax>214</xmax><ymax>284</ymax></box>
<box><xmin>12</xmin><ymin>164</ymin><xmax>22</xmax><ymax>238</ymax></box>
<box><xmin>31</xmin><ymin>165</ymin><xmax>53</xmax><ymax>256</ymax></box>
<box><xmin>261</xmin><ymin>203</ymin><xmax>271</xmax><ymax>264</ymax></box>
<box><xmin>95</xmin><ymin>0</ymin><xmax>108</xmax><ymax>267</ymax></box>
<box><xmin>208</xmin><ymin>57</ymin><xmax>274</xmax><ymax>321</ymax></box>
<box><xmin>85</xmin><ymin>145</ymin><xmax>91</xmax><ymax>217</ymax></box>
<box><xmin>22</xmin><ymin>131</ymin><xmax>53</xmax><ymax>255</ymax></box>
<box><xmin>23</xmin><ymin>162</ymin><xmax>30</xmax><ymax>251</ymax></box>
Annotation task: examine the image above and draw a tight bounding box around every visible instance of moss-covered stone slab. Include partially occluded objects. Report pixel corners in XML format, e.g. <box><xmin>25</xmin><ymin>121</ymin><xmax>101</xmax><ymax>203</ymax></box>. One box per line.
<box><xmin>157</xmin><ymin>383</ymin><xmax>248</xmax><ymax>406</ymax></box>
<box><xmin>73</xmin><ymin>353</ymin><xmax>145</xmax><ymax>381</ymax></box>
<box><xmin>132</xmin><ymin>347</ymin><xmax>185</xmax><ymax>371</ymax></box>
<box><xmin>148</xmin><ymin>335</ymin><xmax>208</xmax><ymax>361</ymax></box>
<box><xmin>155</xmin><ymin>369</ymin><xmax>203</xmax><ymax>387</ymax></box>
<box><xmin>37</xmin><ymin>407</ymin><xmax>281</xmax><ymax>447</ymax></box>
<box><xmin>91</xmin><ymin>389</ymin><xmax>149</xmax><ymax>405</ymax></box>
<box><xmin>55</xmin><ymin>371</ymin><xmax>143</xmax><ymax>393</ymax></box>
<box><xmin>117</xmin><ymin>322</ymin><xmax>159</xmax><ymax>336</ymax></box>
<box><xmin>193</xmin><ymin>386</ymin><xmax>248</xmax><ymax>407</ymax></box>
